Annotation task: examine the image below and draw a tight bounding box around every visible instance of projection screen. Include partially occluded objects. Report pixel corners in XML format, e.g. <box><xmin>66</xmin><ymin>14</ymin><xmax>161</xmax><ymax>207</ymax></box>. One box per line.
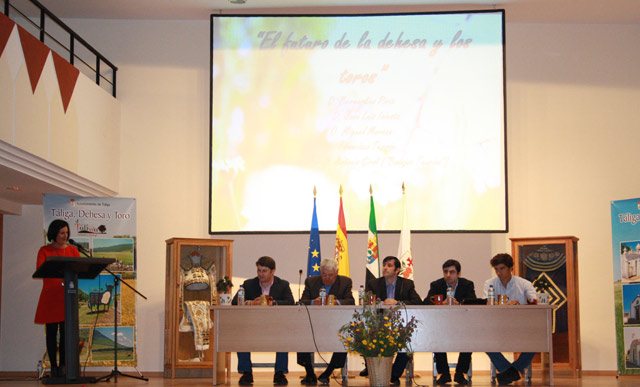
<box><xmin>210</xmin><ymin>10</ymin><xmax>506</xmax><ymax>233</ymax></box>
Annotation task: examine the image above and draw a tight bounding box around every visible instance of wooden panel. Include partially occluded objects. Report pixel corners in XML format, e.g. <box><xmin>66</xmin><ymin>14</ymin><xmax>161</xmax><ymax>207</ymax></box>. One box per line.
<box><xmin>215</xmin><ymin>306</ymin><xmax>354</xmax><ymax>352</ymax></box>
<box><xmin>512</xmin><ymin>236</ymin><xmax>581</xmax><ymax>374</ymax></box>
<box><xmin>212</xmin><ymin>304</ymin><xmax>556</xmax><ymax>385</ymax></box>
<box><xmin>214</xmin><ymin>305</ymin><xmax>553</xmax><ymax>353</ymax></box>
<box><xmin>411</xmin><ymin>306</ymin><xmax>551</xmax><ymax>352</ymax></box>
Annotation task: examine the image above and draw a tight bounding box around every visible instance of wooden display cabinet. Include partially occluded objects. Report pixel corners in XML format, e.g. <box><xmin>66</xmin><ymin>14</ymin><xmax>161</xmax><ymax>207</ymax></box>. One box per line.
<box><xmin>164</xmin><ymin>238</ymin><xmax>233</xmax><ymax>378</ymax></box>
<box><xmin>511</xmin><ymin>236</ymin><xmax>581</xmax><ymax>376</ymax></box>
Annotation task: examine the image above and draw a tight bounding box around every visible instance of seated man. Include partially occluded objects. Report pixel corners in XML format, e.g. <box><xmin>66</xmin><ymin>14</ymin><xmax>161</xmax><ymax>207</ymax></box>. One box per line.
<box><xmin>232</xmin><ymin>256</ymin><xmax>295</xmax><ymax>386</ymax></box>
<box><xmin>366</xmin><ymin>256</ymin><xmax>422</xmax><ymax>386</ymax></box>
<box><xmin>483</xmin><ymin>253</ymin><xmax>538</xmax><ymax>386</ymax></box>
<box><xmin>297</xmin><ymin>259</ymin><xmax>355</xmax><ymax>385</ymax></box>
<box><xmin>423</xmin><ymin>259</ymin><xmax>476</xmax><ymax>386</ymax></box>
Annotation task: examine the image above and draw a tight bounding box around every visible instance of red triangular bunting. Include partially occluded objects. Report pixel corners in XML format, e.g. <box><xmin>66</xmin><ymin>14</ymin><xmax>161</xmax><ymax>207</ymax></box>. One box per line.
<box><xmin>51</xmin><ymin>51</ymin><xmax>79</xmax><ymax>113</ymax></box>
<box><xmin>17</xmin><ymin>25</ymin><xmax>50</xmax><ymax>93</ymax></box>
<box><xmin>0</xmin><ymin>12</ymin><xmax>16</xmax><ymax>57</ymax></box>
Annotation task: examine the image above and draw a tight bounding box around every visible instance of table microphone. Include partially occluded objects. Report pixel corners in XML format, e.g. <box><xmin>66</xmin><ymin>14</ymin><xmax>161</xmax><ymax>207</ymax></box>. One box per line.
<box><xmin>298</xmin><ymin>269</ymin><xmax>303</xmax><ymax>303</ymax></box>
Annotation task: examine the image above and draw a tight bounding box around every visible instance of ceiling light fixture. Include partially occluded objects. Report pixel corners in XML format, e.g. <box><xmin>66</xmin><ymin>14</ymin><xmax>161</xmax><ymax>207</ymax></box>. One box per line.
<box><xmin>229</xmin><ymin>0</ymin><xmax>246</xmax><ymax>4</ymax></box>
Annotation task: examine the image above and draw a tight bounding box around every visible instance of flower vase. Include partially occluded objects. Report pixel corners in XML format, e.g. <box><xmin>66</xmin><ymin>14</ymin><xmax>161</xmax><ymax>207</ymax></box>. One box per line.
<box><xmin>366</xmin><ymin>355</ymin><xmax>394</xmax><ymax>387</ymax></box>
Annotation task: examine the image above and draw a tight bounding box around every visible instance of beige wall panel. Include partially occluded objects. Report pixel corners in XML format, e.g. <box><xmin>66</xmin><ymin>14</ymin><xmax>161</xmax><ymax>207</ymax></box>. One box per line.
<box><xmin>0</xmin><ymin>27</ymin><xmax>21</xmax><ymax>144</ymax></box>
<box><xmin>49</xmin><ymin>86</ymin><xmax>79</xmax><ymax>173</ymax></box>
<box><xmin>0</xmin><ymin>55</ymin><xmax>13</xmax><ymax>143</ymax></box>
<box><xmin>75</xmin><ymin>75</ymin><xmax>120</xmax><ymax>192</ymax></box>
<box><xmin>13</xmin><ymin>59</ymin><xmax>49</xmax><ymax>159</ymax></box>
<box><xmin>495</xmin><ymin>23</ymin><xmax>640</xmax><ymax>371</ymax></box>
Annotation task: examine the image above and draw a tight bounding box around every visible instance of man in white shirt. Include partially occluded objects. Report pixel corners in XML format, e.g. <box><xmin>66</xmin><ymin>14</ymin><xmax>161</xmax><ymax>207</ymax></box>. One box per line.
<box><xmin>483</xmin><ymin>253</ymin><xmax>537</xmax><ymax>385</ymax></box>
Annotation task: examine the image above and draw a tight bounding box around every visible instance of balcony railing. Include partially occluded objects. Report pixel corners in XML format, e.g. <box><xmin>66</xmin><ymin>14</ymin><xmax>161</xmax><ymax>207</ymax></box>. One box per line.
<box><xmin>2</xmin><ymin>0</ymin><xmax>118</xmax><ymax>97</ymax></box>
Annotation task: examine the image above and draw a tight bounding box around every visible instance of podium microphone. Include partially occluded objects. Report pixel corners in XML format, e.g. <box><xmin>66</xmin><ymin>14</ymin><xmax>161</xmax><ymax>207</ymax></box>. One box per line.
<box><xmin>298</xmin><ymin>269</ymin><xmax>303</xmax><ymax>302</ymax></box>
<box><xmin>68</xmin><ymin>239</ymin><xmax>90</xmax><ymax>256</ymax></box>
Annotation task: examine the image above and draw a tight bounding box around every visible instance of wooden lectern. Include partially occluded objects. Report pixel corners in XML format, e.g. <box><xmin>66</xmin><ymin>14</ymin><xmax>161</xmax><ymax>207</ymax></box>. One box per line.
<box><xmin>32</xmin><ymin>256</ymin><xmax>115</xmax><ymax>385</ymax></box>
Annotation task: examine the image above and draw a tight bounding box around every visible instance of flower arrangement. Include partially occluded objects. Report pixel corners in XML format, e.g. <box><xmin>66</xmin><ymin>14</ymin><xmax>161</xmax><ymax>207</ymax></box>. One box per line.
<box><xmin>338</xmin><ymin>302</ymin><xmax>418</xmax><ymax>357</ymax></box>
<box><xmin>216</xmin><ymin>276</ymin><xmax>233</xmax><ymax>293</ymax></box>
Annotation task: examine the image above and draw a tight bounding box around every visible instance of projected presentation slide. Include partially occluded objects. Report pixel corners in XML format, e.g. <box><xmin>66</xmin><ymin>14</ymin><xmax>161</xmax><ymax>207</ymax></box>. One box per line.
<box><xmin>210</xmin><ymin>11</ymin><xmax>506</xmax><ymax>233</ymax></box>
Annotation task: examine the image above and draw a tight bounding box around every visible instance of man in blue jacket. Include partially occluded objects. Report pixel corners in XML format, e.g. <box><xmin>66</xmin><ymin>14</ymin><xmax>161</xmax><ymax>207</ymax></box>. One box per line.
<box><xmin>366</xmin><ymin>256</ymin><xmax>422</xmax><ymax>386</ymax></box>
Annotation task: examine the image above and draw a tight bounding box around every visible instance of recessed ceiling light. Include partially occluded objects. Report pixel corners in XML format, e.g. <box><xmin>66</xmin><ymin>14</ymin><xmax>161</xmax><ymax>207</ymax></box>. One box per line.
<box><xmin>229</xmin><ymin>0</ymin><xmax>246</xmax><ymax>4</ymax></box>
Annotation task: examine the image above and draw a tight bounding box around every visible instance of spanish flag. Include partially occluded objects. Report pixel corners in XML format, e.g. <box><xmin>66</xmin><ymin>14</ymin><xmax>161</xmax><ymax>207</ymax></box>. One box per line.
<box><xmin>334</xmin><ymin>186</ymin><xmax>350</xmax><ymax>276</ymax></box>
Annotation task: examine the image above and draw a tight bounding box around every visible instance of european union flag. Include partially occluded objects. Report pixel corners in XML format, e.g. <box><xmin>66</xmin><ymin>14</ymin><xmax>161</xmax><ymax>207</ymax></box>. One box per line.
<box><xmin>307</xmin><ymin>197</ymin><xmax>321</xmax><ymax>277</ymax></box>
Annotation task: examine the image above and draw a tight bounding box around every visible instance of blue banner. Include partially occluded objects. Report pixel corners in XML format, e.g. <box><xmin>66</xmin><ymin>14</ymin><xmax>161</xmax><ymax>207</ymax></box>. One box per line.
<box><xmin>307</xmin><ymin>197</ymin><xmax>321</xmax><ymax>277</ymax></box>
<box><xmin>611</xmin><ymin>198</ymin><xmax>640</xmax><ymax>375</ymax></box>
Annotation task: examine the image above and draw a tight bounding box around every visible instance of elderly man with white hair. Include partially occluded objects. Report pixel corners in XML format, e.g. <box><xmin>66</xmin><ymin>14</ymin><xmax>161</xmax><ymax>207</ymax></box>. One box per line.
<box><xmin>297</xmin><ymin>259</ymin><xmax>355</xmax><ymax>385</ymax></box>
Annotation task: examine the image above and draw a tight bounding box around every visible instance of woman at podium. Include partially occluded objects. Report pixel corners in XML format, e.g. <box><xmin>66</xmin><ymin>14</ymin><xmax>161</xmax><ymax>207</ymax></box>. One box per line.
<box><xmin>34</xmin><ymin>219</ymin><xmax>80</xmax><ymax>377</ymax></box>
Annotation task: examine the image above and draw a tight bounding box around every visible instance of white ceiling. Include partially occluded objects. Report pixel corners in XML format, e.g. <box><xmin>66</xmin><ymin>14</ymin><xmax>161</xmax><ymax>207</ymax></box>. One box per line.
<box><xmin>33</xmin><ymin>0</ymin><xmax>640</xmax><ymax>24</ymax></box>
<box><xmin>1</xmin><ymin>0</ymin><xmax>639</xmax><ymax>213</ymax></box>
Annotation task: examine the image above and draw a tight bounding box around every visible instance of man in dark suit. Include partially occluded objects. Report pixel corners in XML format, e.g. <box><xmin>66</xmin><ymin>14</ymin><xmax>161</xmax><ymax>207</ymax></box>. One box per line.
<box><xmin>365</xmin><ymin>256</ymin><xmax>422</xmax><ymax>386</ymax></box>
<box><xmin>424</xmin><ymin>259</ymin><xmax>476</xmax><ymax>386</ymax></box>
<box><xmin>297</xmin><ymin>259</ymin><xmax>355</xmax><ymax>385</ymax></box>
<box><xmin>232</xmin><ymin>256</ymin><xmax>295</xmax><ymax>386</ymax></box>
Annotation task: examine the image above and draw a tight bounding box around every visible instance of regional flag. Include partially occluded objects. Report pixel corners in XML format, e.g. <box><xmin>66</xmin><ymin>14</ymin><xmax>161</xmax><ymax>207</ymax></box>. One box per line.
<box><xmin>366</xmin><ymin>187</ymin><xmax>380</xmax><ymax>283</ymax></box>
<box><xmin>397</xmin><ymin>184</ymin><xmax>414</xmax><ymax>279</ymax></box>
<box><xmin>334</xmin><ymin>187</ymin><xmax>350</xmax><ymax>276</ymax></box>
<box><xmin>307</xmin><ymin>195</ymin><xmax>322</xmax><ymax>277</ymax></box>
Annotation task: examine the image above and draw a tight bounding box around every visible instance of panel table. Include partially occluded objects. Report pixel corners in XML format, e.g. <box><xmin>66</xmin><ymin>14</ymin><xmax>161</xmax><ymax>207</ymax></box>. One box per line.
<box><xmin>212</xmin><ymin>305</ymin><xmax>554</xmax><ymax>385</ymax></box>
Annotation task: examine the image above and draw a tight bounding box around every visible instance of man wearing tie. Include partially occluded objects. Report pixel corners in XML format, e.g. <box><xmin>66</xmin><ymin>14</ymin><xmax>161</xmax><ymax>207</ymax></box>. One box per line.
<box><xmin>366</xmin><ymin>256</ymin><xmax>422</xmax><ymax>386</ymax></box>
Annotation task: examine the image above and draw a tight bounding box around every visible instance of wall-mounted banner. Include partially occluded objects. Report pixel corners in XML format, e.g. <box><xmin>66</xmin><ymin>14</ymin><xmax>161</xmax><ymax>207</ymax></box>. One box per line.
<box><xmin>43</xmin><ymin>194</ymin><xmax>138</xmax><ymax>367</ymax></box>
<box><xmin>611</xmin><ymin>198</ymin><xmax>640</xmax><ymax>375</ymax></box>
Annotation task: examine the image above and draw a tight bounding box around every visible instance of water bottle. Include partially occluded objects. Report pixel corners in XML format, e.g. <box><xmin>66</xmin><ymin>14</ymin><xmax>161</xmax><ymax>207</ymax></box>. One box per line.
<box><xmin>358</xmin><ymin>285</ymin><xmax>365</xmax><ymax>305</ymax></box>
<box><xmin>446</xmin><ymin>286</ymin><xmax>455</xmax><ymax>305</ymax></box>
<box><xmin>37</xmin><ymin>360</ymin><xmax>43</xmax><ymax>380</ymax></box>
<box><xmin>237</xmin><ymin>285</ymin><xmax>245</xmax><ymax>306</ymax></box>
<box><xmin>488</xmin><ymin>285</ymin><xmax>495</xmax><ymax>305</ymax></box>
<box><xmin>319</xmin><ymin>287</ymin><xmax>327</xmax><ymax>306</ymax></box>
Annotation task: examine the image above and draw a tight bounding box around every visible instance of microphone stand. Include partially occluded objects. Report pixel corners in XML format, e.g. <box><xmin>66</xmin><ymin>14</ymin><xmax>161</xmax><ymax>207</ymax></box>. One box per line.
<box><xmin>74</xmin><ymin>243</ymin><xmax>148</xmax><ymax>383</ymax></box>
<box><xmin>298</xmin><ymin>269</ymin><xmax>303</xmax><ymax>302</ymax></box>
<box><xmin>94</xmin><ymin>267</ymin><xmax>148</xmax><ymax>383</ymax></box>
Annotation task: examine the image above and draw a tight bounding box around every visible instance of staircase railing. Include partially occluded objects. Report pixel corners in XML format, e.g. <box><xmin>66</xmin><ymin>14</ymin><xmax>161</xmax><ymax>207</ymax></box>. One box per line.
<box><xmin>3</xmin><ymin>0</ymin><xmax>118</xmax><ymax>97</ymax></box>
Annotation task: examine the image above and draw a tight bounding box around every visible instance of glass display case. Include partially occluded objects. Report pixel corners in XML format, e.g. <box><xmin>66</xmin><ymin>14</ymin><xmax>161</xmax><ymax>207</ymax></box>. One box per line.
<box><xmin>164</xmin><ymin>238</ymin><xmax>233</xmax><ymax>378</ymax></box>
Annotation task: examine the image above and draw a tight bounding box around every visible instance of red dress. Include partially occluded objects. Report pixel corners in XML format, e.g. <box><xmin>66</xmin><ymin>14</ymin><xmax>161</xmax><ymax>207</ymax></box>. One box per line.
<box><xmin>34</xmin><ymin>244</ymin><xmax>81</xmax><ymax>324</ymax></box>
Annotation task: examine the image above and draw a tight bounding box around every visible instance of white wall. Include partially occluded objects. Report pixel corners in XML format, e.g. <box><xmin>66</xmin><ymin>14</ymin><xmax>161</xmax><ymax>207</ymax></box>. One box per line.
<box><xmin>503</xmin><ymin>23</ymin><xmax>640</xmax><ymax>371</ymax></box>
<box><xmin>0</xmin><ymin>17</ymin><xmax>121</xmax><ymax>193</ymax></box>
<box><xmin>2</xmin><ymin>19</ymin><xmax>640</xmax><ymax>373</ymax></box>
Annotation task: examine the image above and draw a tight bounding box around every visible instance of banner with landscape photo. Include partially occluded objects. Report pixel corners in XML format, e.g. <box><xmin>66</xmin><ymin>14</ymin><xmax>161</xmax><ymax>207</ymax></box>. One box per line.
<box><xmin>43</xmin><ymin>194</ymin><xmax>137</xmax><ymax>366</ymax></box>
